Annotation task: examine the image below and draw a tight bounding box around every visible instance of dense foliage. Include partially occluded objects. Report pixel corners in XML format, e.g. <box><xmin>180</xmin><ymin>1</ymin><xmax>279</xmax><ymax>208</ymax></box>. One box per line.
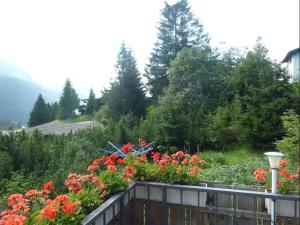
<box><xmin>145</xmin><ymin>0</ymin><xmax>209</xmax><ymax>100</ymax></box>
<box><xmin>1</xmin><ymin>0</ymin><xmax>299</xmax><ymax>222</ymax></box>
<box><xmin>28</xmin><ymin>94</ymin><xmax>51</xmax><ymax>127</ymax></box>
<box><xmin>57</xmin><ymin>79</ymin><xmax>79</xmax><ymax>120</ymax></box>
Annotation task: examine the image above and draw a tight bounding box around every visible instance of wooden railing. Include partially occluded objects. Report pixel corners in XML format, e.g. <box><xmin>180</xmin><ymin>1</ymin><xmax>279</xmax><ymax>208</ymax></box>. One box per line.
<box><xmin>81</xmin><ymin>182</ymin><xmax>300</xmax><ymax>225</ymax></box>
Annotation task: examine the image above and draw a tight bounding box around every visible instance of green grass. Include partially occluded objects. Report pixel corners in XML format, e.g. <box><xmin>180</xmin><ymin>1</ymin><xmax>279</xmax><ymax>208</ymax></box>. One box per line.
<box><xmin>198</xmin><ymin>145</ymin><xmax>269</xmax><ymax>187</ymax></box>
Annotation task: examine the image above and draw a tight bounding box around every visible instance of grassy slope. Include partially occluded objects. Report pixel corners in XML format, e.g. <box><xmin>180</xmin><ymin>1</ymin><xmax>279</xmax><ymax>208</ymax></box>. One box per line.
<box><xmin>199</xmin><ymin>146</ymin><xmax>269</xmax><ymax>187</ymax></box>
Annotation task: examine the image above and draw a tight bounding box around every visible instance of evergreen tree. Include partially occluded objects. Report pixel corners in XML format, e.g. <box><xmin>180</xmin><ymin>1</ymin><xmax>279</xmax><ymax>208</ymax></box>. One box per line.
<box><xmin>86</xmin><ymin>88</ymin><xmax>96</xmax><ymax>115</ymax></box>
<box><xmin>228</xmin><ymin>38</ymin><xmax>295</xmax><ymax>149</ymax></box>
<box><xmin>57</xmin><ymin>79</ymin><xmax>79</xmax><ymax>119</ymax></box>
<box><xmin>103</xmin><ymin>42</ymin><xmax>146</xmax><ymax>120</ymax></box>
<box><xmin>145</xmin><ymin>0</ymin><xmax>209</xmax><ymax>100</ymax></box>
<box><xmin>48</xmin><ymin>102</ymin><xmax>59</xmax><ymax>121</ymax></box>
<box><xmin>28</xmin><ymin>94</ymin><xmax>50</xmax><ymax>127</ymax></box>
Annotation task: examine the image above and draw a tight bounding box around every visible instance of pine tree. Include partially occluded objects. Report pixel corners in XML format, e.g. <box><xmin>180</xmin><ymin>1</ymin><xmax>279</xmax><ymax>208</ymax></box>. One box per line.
<box><xmin>145</xmin><ymin>0</ymin><xmax>209</xmax><ymax>100</ymax></box>
<box><xmin>103</xmin><ymin>42</ymin><xmax>146</xmax><ymax>120</ymax></box>
<box><xmin>86</xmin><ymin>89</ymin><xmax>96</xmax><ymax>115</ymax></box>
<box><xmin>28</xmin><ymin>94</ymin><xmax>50</xmax><ymax>127</ymax></box>
<box><xmin>57</xmin><ymin>79</ymin><xmax>79</xmax><ymax>119</ymax></box>
<box><xmin>48</xmin><ymin>102</ymin><xmax>59</xmax><ymax>121</ymax></box>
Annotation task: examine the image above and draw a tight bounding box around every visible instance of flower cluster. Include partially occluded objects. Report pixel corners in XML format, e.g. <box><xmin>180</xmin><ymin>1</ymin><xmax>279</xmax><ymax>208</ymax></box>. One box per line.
<box><xmin>40</xmin><ymin>195</ymin><xmax>77</xmax><ymax>221</ymax></box>
<box><xmin>253</xmin><ymin>159</ymin><xmax>300</xmax><ymax>194</ymax></box>
<box><xmin>0</xmin><ymin>141</ymin><xmax>209</xmax><ymax>224</ymax></box>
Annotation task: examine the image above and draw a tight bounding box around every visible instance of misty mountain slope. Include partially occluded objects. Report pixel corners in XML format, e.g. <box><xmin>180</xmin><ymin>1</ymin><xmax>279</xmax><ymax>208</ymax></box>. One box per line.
<box><xmin>0</xmin><ymin>59</ymin><xmax>59</xmax><ymax>123</ymax></box>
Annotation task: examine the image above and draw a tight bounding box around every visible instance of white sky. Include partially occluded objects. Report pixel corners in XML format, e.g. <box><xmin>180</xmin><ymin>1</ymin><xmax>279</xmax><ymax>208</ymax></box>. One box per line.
<box><xmin>0</xmin><ymin>0</ymin><xmax>299</xmax><ymax>98</ymax></box>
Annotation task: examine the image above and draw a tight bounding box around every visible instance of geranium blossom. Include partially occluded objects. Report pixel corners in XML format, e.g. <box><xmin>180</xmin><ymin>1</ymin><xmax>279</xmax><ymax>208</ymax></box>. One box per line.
<box><xmin>122</xmin><ymin>143</ymin><xmax>133</xmax><ymax>154</ymax></box>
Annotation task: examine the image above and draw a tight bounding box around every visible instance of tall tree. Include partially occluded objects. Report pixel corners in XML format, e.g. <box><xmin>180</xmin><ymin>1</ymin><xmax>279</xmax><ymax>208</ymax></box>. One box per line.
<box><xmin>57</xmin><ymin>79</ymin><xmax>79</xmax><ymax>119</ymax></box>
<box><xmin>228</xmin><ymin>38</ymin><xmax>296</xmax><ymax>149</ymax></box>
<box><xmin>28</xmin><ymin>94</ymin><xmax>50</xmax><ymax>127</ymax></box>
<box><xmin>103</xmin><ymin>42</ymin><xmax>146</xmax><ymax>120</ymax></box>
<box><xmin>48</xmin><ymin>102</ymin><xmax>59</xmax><ymax>121</ymax></box>
<box><xmin>86</xmin><ymin>88</ymin><xmax>96</xmax><ymax>115</ymax></box>
<box><xmin>145</xmin><ymin>0</ymin><xmax>210</xmax><ymax>100</ymax></box>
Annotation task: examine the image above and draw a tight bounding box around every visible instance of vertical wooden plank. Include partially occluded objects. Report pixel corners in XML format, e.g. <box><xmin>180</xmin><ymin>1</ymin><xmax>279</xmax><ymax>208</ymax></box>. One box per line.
<box><xmin>147</xmin><ymin>201</ymin><xmax>163</xmax><ymax>225</ymax></box>
<box><xmin>191</xmin><ymin>207</ymin><xmax>207</xmax><ymax>225</ymax></box>
<box><xmin>169</xmin><ymin>205</ymin><xmax>185</xmax><ymax>225</ymax></box>
<box><xmin>129</xmin><ymin>199</ymin><xmax>145</xmax><ymax>225</ymax></box>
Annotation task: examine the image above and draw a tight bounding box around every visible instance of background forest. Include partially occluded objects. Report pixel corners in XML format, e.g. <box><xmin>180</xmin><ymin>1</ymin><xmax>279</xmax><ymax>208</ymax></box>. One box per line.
<box><xmin>0</xmin><ymin>0</ymin><xmax>299</xmax><ymax>209</ymax></box>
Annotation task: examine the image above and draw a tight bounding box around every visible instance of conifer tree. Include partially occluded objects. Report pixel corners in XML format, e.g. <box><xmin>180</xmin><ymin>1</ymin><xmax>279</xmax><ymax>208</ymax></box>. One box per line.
<box><xmin>28</xmin><ymin>94</ymin><xmax>50</xmax><ymax>127</ymax></box>
<box><xmin>57</xmin><ymin>79</ymin><xmax>79</xmax><ymax>119</ymax></box>
<box><xmin>103</xmin><ymin>42</ymin><xmax>146</xmax><ymax>120</ymax></box>
<box><xmin>86</xmin><ymin>88</ymin><xmax>96</xmax><ymax>115</ymax></box>
<box><xmin>145</xmin><ymin>0</ymin><xmax>209</xmax><ymax>100</ymax></box>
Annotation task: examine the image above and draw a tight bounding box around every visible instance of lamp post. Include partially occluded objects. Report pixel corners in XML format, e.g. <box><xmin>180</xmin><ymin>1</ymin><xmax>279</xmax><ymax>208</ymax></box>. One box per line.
<box><xmin>264</xmin><ymin>152</ymin><xmax>284</xmax><ymax>225</ymax></box>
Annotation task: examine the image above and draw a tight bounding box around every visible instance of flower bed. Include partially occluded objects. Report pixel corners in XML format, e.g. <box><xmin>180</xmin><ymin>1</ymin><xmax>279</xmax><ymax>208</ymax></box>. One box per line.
<box><xmin>0</xmin><ymin>142</ymin><xmax>207</xmax><ymax>225</ymax></box>
<box><xmin>1</xmin><ymin>142</ymin><xmax>299</xmax><ymax>224</ymax></box>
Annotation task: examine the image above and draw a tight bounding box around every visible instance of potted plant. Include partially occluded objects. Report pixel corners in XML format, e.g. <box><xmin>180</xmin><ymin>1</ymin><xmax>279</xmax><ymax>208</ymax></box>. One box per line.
<box><xmin>253</xmin><ymin>159</ymin><xmax>300</xmax><ymax>217</ymax></box>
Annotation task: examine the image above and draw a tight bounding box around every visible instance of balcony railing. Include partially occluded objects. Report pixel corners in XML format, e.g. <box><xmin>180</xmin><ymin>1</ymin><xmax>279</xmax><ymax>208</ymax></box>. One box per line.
<box><xmin>81</xmin><ymin>182</ymin><xmax>300</xmax><ymax>225</ymax></box>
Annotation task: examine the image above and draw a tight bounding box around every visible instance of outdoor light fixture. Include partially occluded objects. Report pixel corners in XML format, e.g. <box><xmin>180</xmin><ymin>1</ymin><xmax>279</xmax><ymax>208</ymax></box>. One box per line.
<box><xmin>264</xmin><ymin>152</ymin><xmax>284</xmax><ymax>169</ymax></box>
<box><xmin>264</xmin><ymin>151</ymin><xmax>284</xmax><ymax>225</ymax></box>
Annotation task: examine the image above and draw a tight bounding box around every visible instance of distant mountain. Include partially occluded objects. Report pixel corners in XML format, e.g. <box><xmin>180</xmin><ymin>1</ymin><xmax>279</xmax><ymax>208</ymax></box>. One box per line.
<box><xmin>0</xmin><ymin>59</ymin><xmax>59</xmax><ymax>124</ymax></box>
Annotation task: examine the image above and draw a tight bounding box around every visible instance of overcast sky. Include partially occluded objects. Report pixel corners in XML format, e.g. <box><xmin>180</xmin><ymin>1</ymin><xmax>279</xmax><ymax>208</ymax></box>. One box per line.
<box><xmin>0</xmin><ymin>0</ymin><xmax>299</xmax><ymax>97</ymax></box>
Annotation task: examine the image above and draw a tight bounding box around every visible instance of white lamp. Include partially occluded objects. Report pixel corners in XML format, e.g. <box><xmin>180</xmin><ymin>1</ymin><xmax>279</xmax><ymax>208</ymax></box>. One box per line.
<box><xmin>264</xmin><ymin>152</ymin><xmax>284</xmax><ymax>169</ymax></box>
<box><xmin>264</xmin><ymin>152</ymin><xmax>284</xmax><ymax>225</ymax></box>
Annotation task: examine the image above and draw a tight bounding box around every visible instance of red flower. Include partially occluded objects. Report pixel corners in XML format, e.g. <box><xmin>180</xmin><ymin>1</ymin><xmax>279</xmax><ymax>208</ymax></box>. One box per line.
<box><xmin>25</xmin><ymin>189</ymin><xmax>41</xmax><ymax>197</ymax></box>
<box><xmin>87</xmin><ymin>165</ymin><xmax>96</xmax><ymax>172</ymax></box>
<box><xmin>189</xmin><ymin>155</ymin><xmax>199</xmax><ymax>165</ymax></box>
<box><xmin>117</xmin><ymin>159</ymin><xmax>124</xmax><ymax>165</ymax></box>
<box><xmin>139</xmin><ymin>140</ymin><xmax>146</xmax><ymax>148</ymax></box>
<box><xmin>61</xmin><ymin>202</ymin><xmax>77</xmax><ymax>215</ymax></box>
<box><xmin>0</xmin><ymin>214</ymin><xmax>26</xmax><ymax>225</ymax></box>
<box><xmin>122</xmin><ymin>143</ymin><xmax>133</xmax><ymax>154</ymax></box>
<box><xmin>253</xmin><ymin>168</ymin><xmax>266</xmax><ymax>182</ymax></box>
<box><xmin>40</xmin><ymin>206</ymin><xmax>58</xmax><ymax>220</ymax></box>
<box><xmin>189</xmin><ymin>166</ymin><xmax>201</xmax><ymax>176</ymax></box>
<box><xmin>174</xmin><ymin>151</ymin><xmax>185</xmax><ymax>159</ymax></box>
<box><xmin>107</xmin><ymin>165</ymin><xmax>116</xmax><ymax>172</ymax></box>
<box><xmin>111</xmin><ymin>153</ymin><xmax>119</xmax><ymax>160</ymax></box>
<box><xmin>54</xmin><ymin>195</ymin><xmax>69</xmax><ymax>204</ymax></box>
<box><xmin>171</xmin><ymin>160</ymin><xmax>178</xmax><ymax>165</ymax></box>
<box><xmin>279</xmin><ymin>159</ymin><xmax>288</xmax><ymax>168</ymax></box>
<box><xmin>0</xmin><ymin>210</ymin><xmax>12</xmax><ymax>217</ymax></box>
<box><xmin>151</xmin><ymin>152</ymin><xmax>161</xmax><ymax>162</ymax></box>
<box><xmin>8</xmin><ymin>194</ymin><xmax>24</xmax><ymax>206</ymax></box>
<box><xmin>43</xmin><ymin>181</ymin><xmax>54</xmax><ymax>194</ymax></box>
